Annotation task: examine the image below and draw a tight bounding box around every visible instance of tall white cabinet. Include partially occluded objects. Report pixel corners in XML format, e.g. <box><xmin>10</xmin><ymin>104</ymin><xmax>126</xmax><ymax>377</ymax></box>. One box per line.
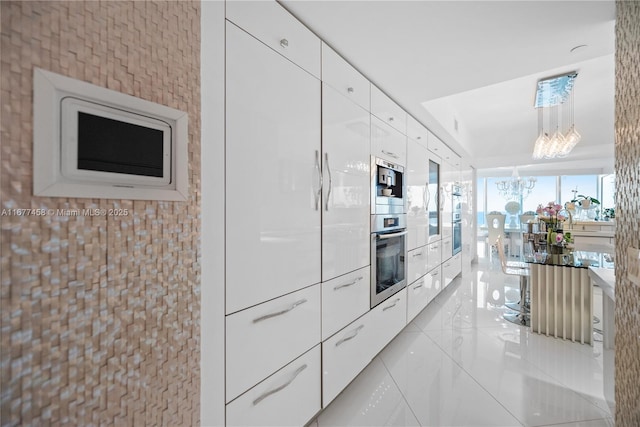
<box><xmin>225</xmin><ymin>22</ymin><xmax>321</xmax><ymax>314</ymax></box>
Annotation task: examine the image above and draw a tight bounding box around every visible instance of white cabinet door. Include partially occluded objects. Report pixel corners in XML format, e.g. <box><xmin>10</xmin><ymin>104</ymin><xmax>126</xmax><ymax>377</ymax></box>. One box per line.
<box><xmin>371</xmin><ymin>291</ymin><xmax>407</xmax><ymax>355</ymax></box>
<box><xmin>407</xmin><ymin>245</ymin><xmax>428</xmax><ymax>285</ymax></box>
<box><xmin>442</xmin><ymin>237</ymin><xmax>453</xmax><ymax>262</ymax></box>
<box><xmin>322</xmin><ymin>43</ymin><xmax>370</xmax><ymax>111</ymax></box>
<box><xmin>440</xmin><ymin>161</ymin><xmax>453</xmax><ymax>240</ymax></box>
<box><xmin>406</xmin><ymin>115</ymin><xmax>429</xmax><ymax>149</ymax></box>
<box><xmin>321</xmin><ymin>266</ymin><xmax>370</xmax><ymax>341</ymax></box>
<box><xmin>322</xmin><ymin>311</ymin><xmax>377</xmax><ymax>406</ymax></box>
<box><xmin>322</xmin><ymin>84</ymin><xmax>371</xmax><ymax>281</ymax></box>
<box><xmin>226</xmin><ymin>284</ymin><xmax>321</xmax><ymax>402</ymax></box>
<box><xmin>226</xmin><ymin>0</ymin><xmax>321</xmax><ymax>78</ymax></box>
<box><xmin>226</xmin><ymin>22</ymin><xmax>321</xmax><ymax>314</ymax></box>
<box><xmin>407</xmin><ymin>138</ymin><xmax>429</xmax><ymax>250</ymax></box>
<box><xmin>443</xmin><ymin>253</ymin><xmax>461</xmax><ymax>288</ymax></box>
<box><xmin>426</xmin><ymin>240</ymin><xmax>442</xmax><ymax>273</ymax></box>
<box><xmin>371</xmin><ymin>115</ymin><xmax>407</xmax><ymax>166</ymax></box>
<box><xmin>427</xmin><ymin>266</ymin><xmax>443</xmax><ymax>300</ymax></box>
<box><xmin>226</xmin><ymin>346</ymin><xmax>321</xmax><ymax>427</ymax></box>
<box><xmin>407</xmin><ymin>275</ymin><xmax>430</xmax><ymax>322</ymax></box>
<box><xmin>371</xmin><ymin>85</ymin><xmax>407</xmax><ymax>135</ymax></box>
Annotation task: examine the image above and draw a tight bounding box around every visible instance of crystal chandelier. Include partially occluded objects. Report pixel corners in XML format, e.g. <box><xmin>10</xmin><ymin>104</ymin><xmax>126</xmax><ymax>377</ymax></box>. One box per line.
<box><xmin>495</xmin><ymin>169</ymin><xmax>536</xmax><ymax>201</ymax></box>
<box><xmin>532</xmin><ymin>72</ymin><xmax>581</xmax><ymax>160</ymax></box>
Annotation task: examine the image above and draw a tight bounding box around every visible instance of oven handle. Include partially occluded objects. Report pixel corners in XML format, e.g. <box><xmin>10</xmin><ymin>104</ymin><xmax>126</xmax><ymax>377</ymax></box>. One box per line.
<box><xmin>376</xmin><ymin>230</ymin><xmax>408</xmax><ymax>240</ymax></box>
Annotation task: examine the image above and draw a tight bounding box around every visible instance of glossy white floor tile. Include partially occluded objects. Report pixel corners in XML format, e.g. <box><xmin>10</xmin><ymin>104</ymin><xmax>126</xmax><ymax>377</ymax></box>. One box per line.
<box><xmin>314</xmin><ymin>258</ymin><xmax>613</xmax><ymax>427</ymax></box>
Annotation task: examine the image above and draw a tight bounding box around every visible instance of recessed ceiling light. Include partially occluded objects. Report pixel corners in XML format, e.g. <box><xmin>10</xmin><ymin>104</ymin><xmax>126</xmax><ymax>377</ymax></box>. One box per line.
<box><xmin>570</xmin><ymin>44</ymin><xmax>588</xmax><ymax>53</ymax></box>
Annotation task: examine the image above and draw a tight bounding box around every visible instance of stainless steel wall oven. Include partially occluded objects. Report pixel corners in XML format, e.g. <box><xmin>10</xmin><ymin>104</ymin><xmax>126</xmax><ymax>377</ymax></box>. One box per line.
<box><xmin>370</xmin><ymin>214</ymin><xmax>407</xmax><ymax>308</ymax></box>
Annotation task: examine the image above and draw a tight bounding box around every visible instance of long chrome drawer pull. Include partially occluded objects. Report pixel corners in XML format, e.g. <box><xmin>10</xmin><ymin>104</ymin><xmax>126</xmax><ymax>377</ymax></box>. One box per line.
<box><xmin>382</xmin><ymin>298</ymin><xmax>401</xmax><ymax>311</ymax></box>
<box><xmin>252</xmin><ymin>299</ymin><xmax>308</xmax><ymax>323</ymax></box>
<box><xmin>334</xmin><ymin>276</ymin><xmax>364</xmax><ymax>291</ymax></box>
<box><xmin>431</xmin><ymin>270</ymin><xmax>439</xmax><ymax>276</ymax></box>
<box><xmin>413</xmin><ymin>283</ymin><xmax>424</xmax><ymax>290</ymax></box>
<box><xmin>335</xmin><ymin>325</ymin><xmax>365</xmax><ymax>347</ymax></box>
<box><xmin>412</xmin><ymin>252</ymin><xmax>423</xmax><ymax>257</ymax></box>
<box><xmin>252</xmin><ymin>364</ymin><xmax>307</xmax><ymax>406</ymax></box>
<box><xmin>377</xmin><ymin>230</ymin><xmax>408</xmax><ymax>240</ymax></box>
<box><xmin>382</xmin><ymin>150</ymin><xmax>399</xmax><ymax>159</ymax></box>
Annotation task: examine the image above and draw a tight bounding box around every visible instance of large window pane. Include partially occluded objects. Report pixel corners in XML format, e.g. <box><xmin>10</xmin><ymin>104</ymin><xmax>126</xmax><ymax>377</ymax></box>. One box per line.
<box><xmin>521</xmin><ymin>176</ymin><xmax>556</xmax><ymax>213</ymax></box>
<box><xmin>601</xmin><ymin>174</ymin><xmax>615</xmax><ymax>211</ymax></box>
<box><xmin>560</xmin><ymin>175</ymin><xmax>598</xmax><ymax>206</ymax></box>
<box><xmin>477</xmin><ymin>177</ymin><xmax>485</xmax><ymax>226</ymax></box>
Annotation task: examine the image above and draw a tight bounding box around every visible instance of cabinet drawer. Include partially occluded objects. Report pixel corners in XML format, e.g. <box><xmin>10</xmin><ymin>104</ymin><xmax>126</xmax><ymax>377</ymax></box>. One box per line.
<box><xmin>443</xmin><ymin>253</ymin><xmax>461</xmax><ymax>288</ymax></box>
<box><xmin>442</xmin><ymin>237</ymin><xmax>453</xmax><ymax>261</ymax></box>
<box><xmin>226</xmin><ymin>0</ymin><xmax>321</xmax><ymax>78</ymax></box>
<box><xmin>227</xmin><ymin>345</ymin><xmax>321</xmax><ymax>427</ymax></box>
<box><xmin>371</xmin><ymin>290</ymin><xmax>407</xmax><ymax>355</ymax></box>
<box><xmin>408</xmin><ymin>245</ymin><xmax>429</xmax><ymax>285</ymax></box>
<box><xmin>406</xmin><ymin>115</ymin><xmax>429</xmax><ymax>148</ymax></box>
<box><xmin>407</xmin><ymin>275</ymin><xmax>431</xmax><ymax>322</ymax></box>
<box><xmin>322</xmin><ymin>311</ymin><xmax>377</xmax><ymax>406</ymax></box>
<box><xmin>371</xmin><ymin>85</ymin><xmax>407</xmax><ymax>134</ymax></box>
<box><xmin>371</xmin><ymin>115</ymin><xmax>407</xmax><ymax>165</ymax></box>
<box><xmin>322</xmin><ymin>267</ymin><xmax>370</xmax><ymax>340</ymax></box>
<box><xmin>427</xmin><ymin>241</ymin><xmax>442</xmax><ymax>272</ymax></box>
<box><xmin>427</xmin><ymin>266</ymin><xmax>443</xmax><ymax>301</ymax></box>
<box><xmin>322</xmin><ymin>43</ymin><xmax>370</xmax><ymax>111</ymax></box>
<box><xmin>226</xmin><ymin>285</ymin><xmax>321</xmax><ymax>402</ymax></box>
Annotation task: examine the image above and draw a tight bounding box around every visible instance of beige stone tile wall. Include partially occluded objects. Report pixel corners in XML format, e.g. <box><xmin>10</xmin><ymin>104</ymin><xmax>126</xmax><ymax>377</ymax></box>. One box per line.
<box><xmin>0</xmin><ymin>1</ymin><xmax>201</xmax><ymax>425</ymax></box>
<box><xmin>615</xmin><ymin>1</ymin><xmax>640</xmax><ymax>425</ymax></box>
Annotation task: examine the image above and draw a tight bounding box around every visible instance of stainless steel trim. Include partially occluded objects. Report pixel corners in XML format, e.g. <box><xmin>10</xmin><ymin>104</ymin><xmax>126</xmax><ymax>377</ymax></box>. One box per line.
<box><xmin>252</xmin><ymin>299</ymin><xmax>308</xmax><ymax>323</ymax></box>
<box><xmin>334</xmin><ymin>276</ymin><xmax>363</xmax><ymax>291</ymax></box>
<box><xmin>325</xmin><ymin>152</ymin><xmax>332</xmax><ymax>211</ymax></box>
<box><xmin>382</xmin><ymin>298</ymin><xmax>401</xmax><ymax>311</ymax></box>
<box><xmin>314</xmin><ymin>150</ymin><xmax>322</xmax><ymax>211</ymax></box>
<box><xmin>377</xmin><ymin>230</ymin><xmax>407</xmax><ymax>240</ymax></box>
<box><xmin>335</xmin><ymin>325</ymin><xmax>365</xmax><ymax>347</ymax></box>
<box><xmin>252</xmin><ymin>364</ymin><xmax>307</xmax><ymax>406</ymax></box>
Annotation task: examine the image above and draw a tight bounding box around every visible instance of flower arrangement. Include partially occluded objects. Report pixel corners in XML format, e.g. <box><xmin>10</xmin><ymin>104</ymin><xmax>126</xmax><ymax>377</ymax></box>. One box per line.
<box><xmin>536</xmin><ymin>202</ymin><xmax>567</xmax><ymax>223</ymax></box>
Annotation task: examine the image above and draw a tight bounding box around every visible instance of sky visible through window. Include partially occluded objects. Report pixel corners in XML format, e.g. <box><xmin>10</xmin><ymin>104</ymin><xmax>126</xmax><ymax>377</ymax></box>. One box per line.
<box><xmin>477</xmin><ymin>174</ymin><xmax>614</xmax><ymax>226</ymax></box>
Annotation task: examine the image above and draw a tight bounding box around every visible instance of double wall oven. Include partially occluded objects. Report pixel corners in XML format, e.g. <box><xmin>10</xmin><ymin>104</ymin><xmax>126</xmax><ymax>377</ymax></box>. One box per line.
<box><xmin>452</xmin><ymin>184</ymin><xmax>462</xmax><ymax>256</ymax></box>
<box><xmin>370</xmin><ymin>157</ymin><xmax>407</xmax><ymax>308</ymax></box>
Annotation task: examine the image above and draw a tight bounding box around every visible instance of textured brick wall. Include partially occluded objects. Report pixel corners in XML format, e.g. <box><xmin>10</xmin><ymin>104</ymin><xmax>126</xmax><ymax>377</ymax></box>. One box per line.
<box><xmin>614</xmin><ymin>1</ymin><xmax>640</xmax><ymax>425</ymax></box>
<box><xmin>0</xmin><ymin>1</ymin><xmax>201</xmax><ymax>425</ymax></box>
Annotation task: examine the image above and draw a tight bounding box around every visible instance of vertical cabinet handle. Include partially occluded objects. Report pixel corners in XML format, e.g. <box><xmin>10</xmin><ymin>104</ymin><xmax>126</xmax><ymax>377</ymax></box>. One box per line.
<box><xmin>314</xmin><ymin>150</ymin><xmax>323</xmax><ymax>211</ymax></box>
<box><xmin>325</xmin><ymin>152</ymin><xmax>332</xmax><ymax>211</ymax></box>
<box><xmin>252</xmin><ymin>299</ymin><xmax>308</xmax><ymax>323</ymax></box>
<box><xmin>335</xmin><ymin>325</ymin><xmax>365</xmax><ymax>347</ymax></box>
<box><xmin>424</xmin><ymin>183</ymin><xmax>430</xmax><ymax>213</ymax></box>
<box><xmin>252</xmin><ymin>364</ymin><xmax>307</xmax><ymax>406</ymax></box>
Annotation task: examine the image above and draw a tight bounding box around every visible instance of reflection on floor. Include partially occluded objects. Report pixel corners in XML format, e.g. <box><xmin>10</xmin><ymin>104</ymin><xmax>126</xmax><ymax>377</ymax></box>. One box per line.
<box><xmin>311</xmin><ymin>257</ymin><xmax>614</xmax><ymax>427</ymax></box>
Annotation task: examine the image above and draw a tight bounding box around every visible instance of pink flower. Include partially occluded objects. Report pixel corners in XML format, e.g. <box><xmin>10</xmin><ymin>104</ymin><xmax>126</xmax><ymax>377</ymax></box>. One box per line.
<box><xmin>556</xmin><ymin>233</ymin><xmax>564</xmax><ymax>243</ymax></box>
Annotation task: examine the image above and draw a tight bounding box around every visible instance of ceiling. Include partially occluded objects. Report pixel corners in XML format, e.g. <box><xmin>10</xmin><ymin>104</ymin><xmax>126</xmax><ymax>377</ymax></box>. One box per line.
<box><xmin>280</xmin><ymin>0</ymin><xmax>616</xmax><ymax>177</ymax></box>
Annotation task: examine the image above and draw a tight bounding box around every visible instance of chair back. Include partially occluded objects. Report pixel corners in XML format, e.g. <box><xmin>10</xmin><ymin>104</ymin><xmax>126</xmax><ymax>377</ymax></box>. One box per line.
<box><xmin>519</xmin><ymin>214</ymin><xmax>536</xmax><ymax>230</ymax></box>
<box><xmin>495</xmin><ymin>235</ymin><xmax>508</xmax><ymax>273</ymax></box>
<box><xmin>486</xmin><ymin>213</ymin><xmax>506</xmax><ymax>245</ymax></box>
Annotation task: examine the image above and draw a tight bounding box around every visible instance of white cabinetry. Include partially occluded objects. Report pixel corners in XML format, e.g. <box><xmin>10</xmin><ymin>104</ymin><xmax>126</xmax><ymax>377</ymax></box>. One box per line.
<box><xmin>407</xmin><ymin>115</ymin><xmax>429</xmax><ymax>149</ymax></box>
<box><xmin>321</xmin><ymin>84</ymin><xmax>370</xmax><ymax>282</ymax></box>
<box><xmin>226</xmin><ymin>284</ymin><xmax>321</xmax><ymax>402</ymax></box>
<box><xmin>226</xmin><ymin>0</ymin><xmax>321</xmax><ymax>78</ymax></box>
<box><xmin>443</xmin><ymin>253</ymin><xmax>462</xmax><ymax>288</ymax></box>
<box><xmin>427</xmin><ymin>240</ymin><xmax>442</xmax><ymax>273</ymax></box>
<box><xmin>406</xmin><ymin>138</ymin><xmax>429</xmax><ymax>250</ymax></box>
<box><xmin>371</xmin><ymin>85</ymin><xmax>407</xmax><ymax>135</ymax></box>
<box><xmin>407</xmin><ymin>268</ymin><xmax>441</xmax><ymax>322</ymax></box>
<box><xmin>371</xmin><ymin>115</ymin><xmax>407</xmax><ymax>166</ymax></box>
<box><xmin>372</xmin><ymin>291</ymin><xmax>407</xmax><ymax>353</ymax></box>
<box><xmin>321</xmin><ymin>267</ymin><xmax>370</xmax><ymax>340</ymax></box>
<box><xmin>226</xmin><ymin>346</ymin><xmax>321</xmax><ymax>427</ymax></box>
<box><xmin>408</xmin><ymin>246</ymin><xmax>429</xmax><ymax>285</ymax></box>
<box><xmin>225</xmin><ymin>22</ymin><xmax>321</xmax><ymax>314</ymax></box>
<box><xmin>321</xmin><ymin>43</ymin><xmax>370</xmax><ymax>111</ymax></box>
<box><xmin>442</xmin><ymin>237</ymin><xmax>453</xmax><ymax>262</ymax></box>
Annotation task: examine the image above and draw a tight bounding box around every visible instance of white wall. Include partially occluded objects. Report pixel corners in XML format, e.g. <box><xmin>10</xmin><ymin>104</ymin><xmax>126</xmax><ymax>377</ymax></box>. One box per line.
<box><xmin>201</xmin><ymin>1</ymin><xmax>226</xmax><ymax>425</ymax></box>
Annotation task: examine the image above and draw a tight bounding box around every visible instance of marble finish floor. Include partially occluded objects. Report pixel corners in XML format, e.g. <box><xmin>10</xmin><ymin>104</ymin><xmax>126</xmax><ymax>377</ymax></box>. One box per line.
<box><xmin>311</xmin><ymin>258</ymin><xmax>614</xmax><ymax>427</ymax></box>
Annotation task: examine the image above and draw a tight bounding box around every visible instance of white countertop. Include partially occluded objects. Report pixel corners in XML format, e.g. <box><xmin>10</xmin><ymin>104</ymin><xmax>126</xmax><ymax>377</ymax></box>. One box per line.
<box><xmin>588</xmin><ymin>267</ymin><xmax>615</xmax><ymax>301</ymax></box>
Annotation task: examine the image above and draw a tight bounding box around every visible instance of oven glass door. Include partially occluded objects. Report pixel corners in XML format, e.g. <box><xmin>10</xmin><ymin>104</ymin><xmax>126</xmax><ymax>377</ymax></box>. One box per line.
<box><xmin>372</xmin><ymin>230</ymin><xmax>407</xmax><ymax>307</ymax></box>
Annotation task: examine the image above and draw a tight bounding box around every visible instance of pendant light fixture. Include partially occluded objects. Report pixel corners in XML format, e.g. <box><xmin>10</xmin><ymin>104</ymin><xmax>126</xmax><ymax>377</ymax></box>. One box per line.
<box><xmin>532</xmin><ymin>72</ymin><xmax>581</xmax><ymax>159</ymax></box>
